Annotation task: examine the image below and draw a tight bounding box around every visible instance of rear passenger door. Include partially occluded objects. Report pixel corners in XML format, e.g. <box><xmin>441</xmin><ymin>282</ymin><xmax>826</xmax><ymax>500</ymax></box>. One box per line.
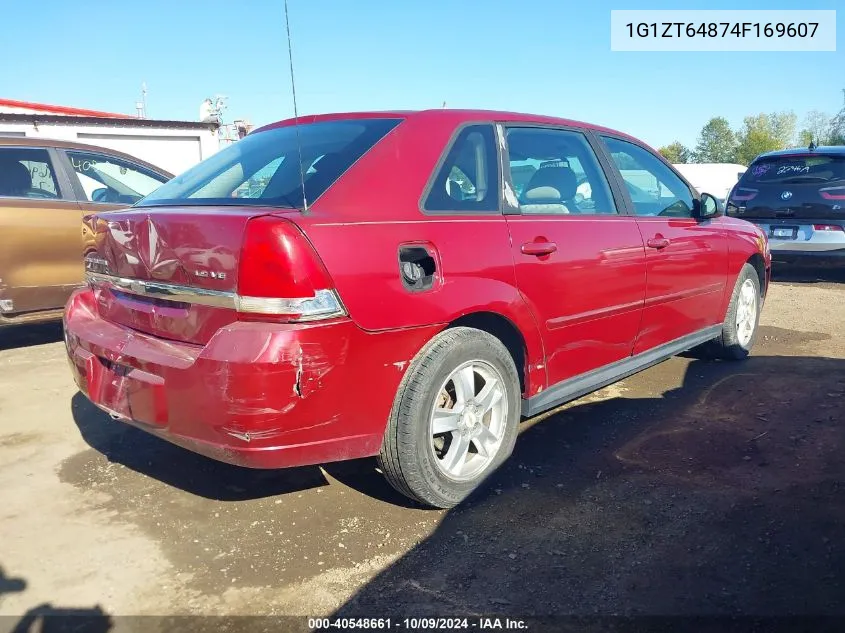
<box><xmin>0</xmin><ymin>146</ymin><xmax>82</xmax><ymax>316</ymax></box>
<box><xmin>501</xmin><ymin>125</ymin><xmax>647</xmax><ymax>387</ymax></box>
<box><xmin>598</xmin><ymin>135</ymin><xmax>728</xmax><ymax>354</ymax></box>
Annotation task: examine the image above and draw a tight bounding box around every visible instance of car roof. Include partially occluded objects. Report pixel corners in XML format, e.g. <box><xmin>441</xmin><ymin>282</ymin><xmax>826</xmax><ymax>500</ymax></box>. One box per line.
<box><xmin>756</xmin><ymin>145</ymin><xmax>845</xmax><ymax>159</ymax></box>
<box><xmin>0</xmin><ymin>135</ymin><xmax>173</xmax><ymax>177</ymax></box>
<box><xmin>252</xmin><ymin>109</ymin><xmax>639</xmax><ymax>142</ymax></box>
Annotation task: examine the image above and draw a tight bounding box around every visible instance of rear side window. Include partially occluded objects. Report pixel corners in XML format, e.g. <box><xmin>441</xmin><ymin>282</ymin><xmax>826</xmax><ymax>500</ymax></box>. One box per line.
<box><xmin>505</xmin><ymin>127</ymin><xmax>617</xmax><ymax>215</ymax></box>
<box><xmin>741</xmin><ymin>154</ymin><xmax>845</xmax><ymax>185</ymax></box>
<box><xmin>424</xmin><ymin>124</ymin><xmax>499</xmax><ymax>213</ymax></box>
<box><xmin>0</xmin><ymin>147</ymin><xmax>61</xmax><ymax>199</ymax></box>
<box><xmin>139</xmin><ymin>118</ymin><xmax>402</xmax><ymax>208</ymax></box>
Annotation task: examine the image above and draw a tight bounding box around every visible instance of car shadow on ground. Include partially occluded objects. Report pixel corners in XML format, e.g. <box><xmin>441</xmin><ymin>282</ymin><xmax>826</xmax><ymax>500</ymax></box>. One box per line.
<box><xmin>330</xmin><ymin>354</ymin><xmax>845</xmax><ymax>622</ymax></box>
<box><xmin>70</xmin><ymin>392</ymin><xmax>436</xmax><ymax>508</ymax></box>
<box><xmin>0</xmin><ymin>322</ymin><xmax>63</xmax><ymax>352</ymax></box>
<box><xmin>771</xmin><ymin>263</ymin><xmax>845</xmax><ymax>285</ymax></box>
<box><xmin>70</xmin><ymin>393</ymin><xmax>330</xmax><ymax>502</ymax></box>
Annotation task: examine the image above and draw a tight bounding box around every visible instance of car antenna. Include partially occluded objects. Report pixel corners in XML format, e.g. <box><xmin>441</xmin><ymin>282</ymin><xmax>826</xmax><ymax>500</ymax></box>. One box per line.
<box><xmin>284</xmin><ymin>0</ymin><xmax>308</xmax><ymax>213</ymax></box>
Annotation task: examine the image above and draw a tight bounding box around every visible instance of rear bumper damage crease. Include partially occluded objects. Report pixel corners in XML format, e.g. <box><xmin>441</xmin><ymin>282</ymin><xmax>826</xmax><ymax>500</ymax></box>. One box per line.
<box><xmin>64</xmin><ymin>287</ymin><xmax>440</xmax><ymax>469</ymax></box>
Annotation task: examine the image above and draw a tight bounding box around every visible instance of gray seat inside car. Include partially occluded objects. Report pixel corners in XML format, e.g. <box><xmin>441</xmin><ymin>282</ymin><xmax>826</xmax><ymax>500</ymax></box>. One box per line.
<box><xmin>519</xmin><ymin>166</ymin><xmax>577</xmax><ymax>214</ymax></box>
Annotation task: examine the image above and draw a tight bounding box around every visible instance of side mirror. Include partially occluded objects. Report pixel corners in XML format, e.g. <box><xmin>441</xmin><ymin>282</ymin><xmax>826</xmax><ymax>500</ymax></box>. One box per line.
<box><xmin>696</xmin><ymin>192</ymin><xmax>721</xmax><ymax>219</ymax></box>
<box><xmin>91</xmin><ymin>188</ymin><xmax>108</xmax><ymax>202</ymax></box>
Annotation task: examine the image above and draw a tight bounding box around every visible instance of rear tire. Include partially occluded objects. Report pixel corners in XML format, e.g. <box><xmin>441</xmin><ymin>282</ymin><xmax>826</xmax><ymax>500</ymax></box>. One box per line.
<box><xmin>378</xmin><ymin>327</ymin><xmax>521</xmax><ymax>509</ymax></box>
<box><xmin>707</xmin><ymin>263</ymin><xmax>762</xmax><ymax>360</ymax></box>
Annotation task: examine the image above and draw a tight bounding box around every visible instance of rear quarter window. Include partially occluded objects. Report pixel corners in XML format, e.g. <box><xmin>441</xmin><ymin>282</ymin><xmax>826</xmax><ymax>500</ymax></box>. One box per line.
<box><xmin>423</xmin><ymin>124</ymin><xmax>500</xmax><ymax>213</ymax></box>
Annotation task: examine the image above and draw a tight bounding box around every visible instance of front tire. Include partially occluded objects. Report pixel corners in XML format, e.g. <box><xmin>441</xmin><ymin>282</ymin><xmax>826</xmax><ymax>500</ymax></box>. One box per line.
<box><xmin>711</xmin><ymin>263</ymin><xmax>762</xmax><ymax>360</ymax></box>
<box><xmin>378</xmin><ymin>327</ymin><xmax>521</xmax><ymax>508</ymax></box>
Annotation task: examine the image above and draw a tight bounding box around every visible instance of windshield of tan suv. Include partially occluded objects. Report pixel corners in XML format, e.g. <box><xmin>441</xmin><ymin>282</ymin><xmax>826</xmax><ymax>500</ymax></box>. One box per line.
<box><xmin>138</xmin><ymin>118</ymin><xmax>402</xmax><ymax>208</ymax></box>
<box><xmin>740</xmin><ymin>154</ymin><xmax>845</xmax><ymax>185</ymax></box>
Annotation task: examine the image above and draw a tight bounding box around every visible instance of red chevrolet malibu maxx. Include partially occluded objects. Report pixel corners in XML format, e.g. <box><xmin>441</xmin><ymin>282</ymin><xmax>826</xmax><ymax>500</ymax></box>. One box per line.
<box><xmin>64</xmin><ymin>110</ymin><xmax>770</xmax><ymax>508</ymax></box>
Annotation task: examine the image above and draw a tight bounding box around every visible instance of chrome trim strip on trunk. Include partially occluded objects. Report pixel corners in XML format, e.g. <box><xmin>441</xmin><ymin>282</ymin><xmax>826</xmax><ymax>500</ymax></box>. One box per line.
<box><xmin>86</xmin><ymin>272</ymin><xmax>236</xmax><ymax>309</ymax></box>
<box><xmin>85</xmin><ymin>272</ymin><xmax>347</xmax><ymax>319</ymax></box>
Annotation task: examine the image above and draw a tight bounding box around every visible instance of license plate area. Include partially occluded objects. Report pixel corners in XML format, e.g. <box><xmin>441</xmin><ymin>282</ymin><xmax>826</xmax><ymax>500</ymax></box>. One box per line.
<box><xmin>771</xmin><ymin>226</ymin><xmax>798</xmax><ymax>240</ymax></box>
<box><xmin>86</xmin><ymin>355</ymin><xmax>168</xmax><ymax>426</ymax></box>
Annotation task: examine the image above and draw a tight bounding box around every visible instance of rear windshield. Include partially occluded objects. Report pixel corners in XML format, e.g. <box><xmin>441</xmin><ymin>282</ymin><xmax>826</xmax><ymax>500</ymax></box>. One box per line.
<box><xmin>138</xmin><ymin>118</ymin><xmax>402</xmax><ymax>208</ymax></box>
<box><xmin>740</xmin><ymin>154</ymin><xmax>845</xmax><ymax>185</ymax></box>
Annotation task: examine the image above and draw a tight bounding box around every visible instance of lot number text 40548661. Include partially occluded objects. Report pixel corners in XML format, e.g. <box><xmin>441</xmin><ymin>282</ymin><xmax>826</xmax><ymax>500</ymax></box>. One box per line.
<box><xmin>308</xmin><ymin>617</ymin><xmax>529</xmax><ymax>630</ymax></box>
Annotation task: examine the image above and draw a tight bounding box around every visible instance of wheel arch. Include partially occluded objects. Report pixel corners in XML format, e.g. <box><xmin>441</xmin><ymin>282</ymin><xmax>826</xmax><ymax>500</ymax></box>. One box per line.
<box><xmin>445</xmin><ymin>311</ymin><xmax>540</xmax><ymax>399</ymax></box>
<box><xmin>747</xmin><ymin>253</ymin><xmax>767</xmax><ymax>298</ymax></box>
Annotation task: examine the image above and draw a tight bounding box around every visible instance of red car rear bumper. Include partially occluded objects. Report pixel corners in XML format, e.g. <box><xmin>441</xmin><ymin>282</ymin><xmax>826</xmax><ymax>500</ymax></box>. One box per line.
<box><xmin>64</xmin><ymin>288</ymin><xmax>440</xmax><ymax>469</ymax></box>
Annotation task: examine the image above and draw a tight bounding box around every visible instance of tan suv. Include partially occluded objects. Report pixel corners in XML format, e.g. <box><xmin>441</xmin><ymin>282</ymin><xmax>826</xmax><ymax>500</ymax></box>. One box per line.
<box><xmin>0</xmin><ymin>137</ymin><xmax>172</xmax><ymax>326</ymax></box>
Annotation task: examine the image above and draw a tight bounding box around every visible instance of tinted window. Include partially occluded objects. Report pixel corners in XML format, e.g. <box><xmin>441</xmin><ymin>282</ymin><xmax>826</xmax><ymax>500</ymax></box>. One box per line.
<box><xmin>67</xmin><ymin>151</ymin><xmax>168</xmax><ymax>204</ymax></box>
<box><xmin>424</xmin><ymin>125</ymin><xmax>499</xmax><ymax>213</ymax></box>
<box><xmin>0</xmin><ymin>147</ymin><xmax>60</xmax><ymax>199</ymax></box>
<box><xmin>231</xmin><ymin>157</ymin><xmax>285</xmax><ymax>199</ymax></box>
<box><xmin>506</xmin><ymin>127</ymin><xmax>617</xmax><ymax>215</ymax></box>
<box><xmin>140</xmin><ymin>118</ymin><xmax>402</xmax><ymax>208</ymax></box>
<box><xmin>603</xmin><ymin>137</ymin><xmax>694</xmax><ymax>218</ymax></box>
<box><xmin>741</xmin><ymin>154</ymin><xmax>845</xmax><ymax>185</ymax></box>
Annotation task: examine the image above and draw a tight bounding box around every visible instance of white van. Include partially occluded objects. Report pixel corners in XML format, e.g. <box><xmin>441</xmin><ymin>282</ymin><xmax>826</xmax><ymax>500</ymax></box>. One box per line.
<box><xmin>672</xmin><ymin>163</ymin><xmax>748</xmax><ymax>203</ymax></box>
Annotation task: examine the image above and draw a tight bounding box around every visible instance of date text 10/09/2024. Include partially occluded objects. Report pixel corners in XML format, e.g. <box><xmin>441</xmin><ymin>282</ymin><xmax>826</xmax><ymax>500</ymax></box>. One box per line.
<box><xmin>308</xmin><ymin>618</ymin><xmax>528</xmax><ymax>630</ymax></box>
<box><xmin>625</xmin><ymin>22</ymin><xmax>819</xmax><ymax>39</ymax></box>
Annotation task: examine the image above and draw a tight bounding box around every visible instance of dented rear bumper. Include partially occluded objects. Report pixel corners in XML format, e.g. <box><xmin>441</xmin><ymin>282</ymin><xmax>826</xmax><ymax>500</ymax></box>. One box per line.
<box><xmin>64</xmin><ymin>288</ymin><xmax>440</xmax><ymax>469</ymax></box>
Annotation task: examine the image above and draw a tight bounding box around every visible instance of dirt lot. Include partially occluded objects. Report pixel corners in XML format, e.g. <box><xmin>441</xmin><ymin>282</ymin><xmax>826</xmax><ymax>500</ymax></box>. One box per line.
<box><xmin>1</xmin><ymin>269</ymin><xmax>844</xmax><ymax>627</ymax></box>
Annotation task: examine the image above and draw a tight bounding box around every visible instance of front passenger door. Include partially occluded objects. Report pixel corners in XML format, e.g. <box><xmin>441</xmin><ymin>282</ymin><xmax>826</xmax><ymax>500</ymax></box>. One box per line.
<box><xmin>599</xmin><ymin>136</ymin><xmax>728</xmax><ymax>354</ymax></box>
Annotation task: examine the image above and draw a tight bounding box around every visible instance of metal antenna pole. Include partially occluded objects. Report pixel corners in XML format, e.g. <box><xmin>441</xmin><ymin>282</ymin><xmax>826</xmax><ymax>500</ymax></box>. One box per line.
<box><xmin>284</xmin><ymin>0</ymin><xmax>308</xmax><ymax>212</ymax></box>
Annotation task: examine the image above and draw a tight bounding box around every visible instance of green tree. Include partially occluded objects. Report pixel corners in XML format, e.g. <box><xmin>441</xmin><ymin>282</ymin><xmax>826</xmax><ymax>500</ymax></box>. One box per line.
<box><xmin>658</xmin><ymin>141</ymin><xmax>692</xmax><ymax>163</ymax></box>
<box><xmin>769</xmin><ymin>110</ymin><xmax>797</xmax><ymax>148</ymax></box>
<box><xmin>830</xmin><ymin>89</ymin><xmax>845</xmax><ymax>145</ymax></box>
<box><xmin>693</xmin><ymin>117</ymin><xmax>737</xmax><ymax>163</ymax></box>
<box><xmin>735</xmin><ymin>114</ymin><xmax>784</xmax><ymax>165</ymax></box>
<box><xmin>798</xmin><ymin>110</ymin><xmax>834</xmax><ymax>146</ymax></box>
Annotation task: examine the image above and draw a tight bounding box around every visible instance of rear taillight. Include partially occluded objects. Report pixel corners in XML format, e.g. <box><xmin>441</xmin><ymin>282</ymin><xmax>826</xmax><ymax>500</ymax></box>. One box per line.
<box><xmin>237</xmin><ymin>216</ymin><xmax>345</xmax><ymax>322</ymax></box>
<box><xmin>731</xmin><ymin>187</ymin><xmax>758</xmax><ymax>201</ymax></box>
<box><xmin>820</xmin><ymin>186</ymin><xmax>845</xmax><ymax>200</ymax></box>
<box><xmin>813</xmin><ymin>224</ymin><xmax>844</xmax><ymax>232</ymax></box>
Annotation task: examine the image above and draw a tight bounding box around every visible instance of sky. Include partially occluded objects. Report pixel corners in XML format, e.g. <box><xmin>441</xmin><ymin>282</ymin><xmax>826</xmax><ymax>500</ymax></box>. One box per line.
<box><xmin>1</xmin><ymin>0</ymin><xmax>843</xmax><ymax>149</ymax></box>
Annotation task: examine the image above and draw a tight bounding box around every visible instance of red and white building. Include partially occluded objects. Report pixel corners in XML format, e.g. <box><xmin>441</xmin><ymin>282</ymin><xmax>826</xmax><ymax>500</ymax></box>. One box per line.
<box><xmin>0</xmin><ymin>98</ymin><xmax>220</xmax><ymax>175</ymax></box>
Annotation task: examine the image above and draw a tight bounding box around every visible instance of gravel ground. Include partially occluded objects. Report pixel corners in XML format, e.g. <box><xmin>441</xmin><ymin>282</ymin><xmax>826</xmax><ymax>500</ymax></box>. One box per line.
<box><xmin>1</xmin><ymin>268</ymin><xmax>843</xmax><ymax>629</ymax></box>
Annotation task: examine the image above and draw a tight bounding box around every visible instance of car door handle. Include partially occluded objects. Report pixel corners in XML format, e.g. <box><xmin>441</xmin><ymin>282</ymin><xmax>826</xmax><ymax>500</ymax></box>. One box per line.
<box><xmin>521</xmin><ymin>241</ymin><xmax>557</xmax><ymax>256</ymax></box>
<box><xmin>646</xmin><ymin>237</ymin><xmax>670</xmax><ymax>249</ymax></box>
